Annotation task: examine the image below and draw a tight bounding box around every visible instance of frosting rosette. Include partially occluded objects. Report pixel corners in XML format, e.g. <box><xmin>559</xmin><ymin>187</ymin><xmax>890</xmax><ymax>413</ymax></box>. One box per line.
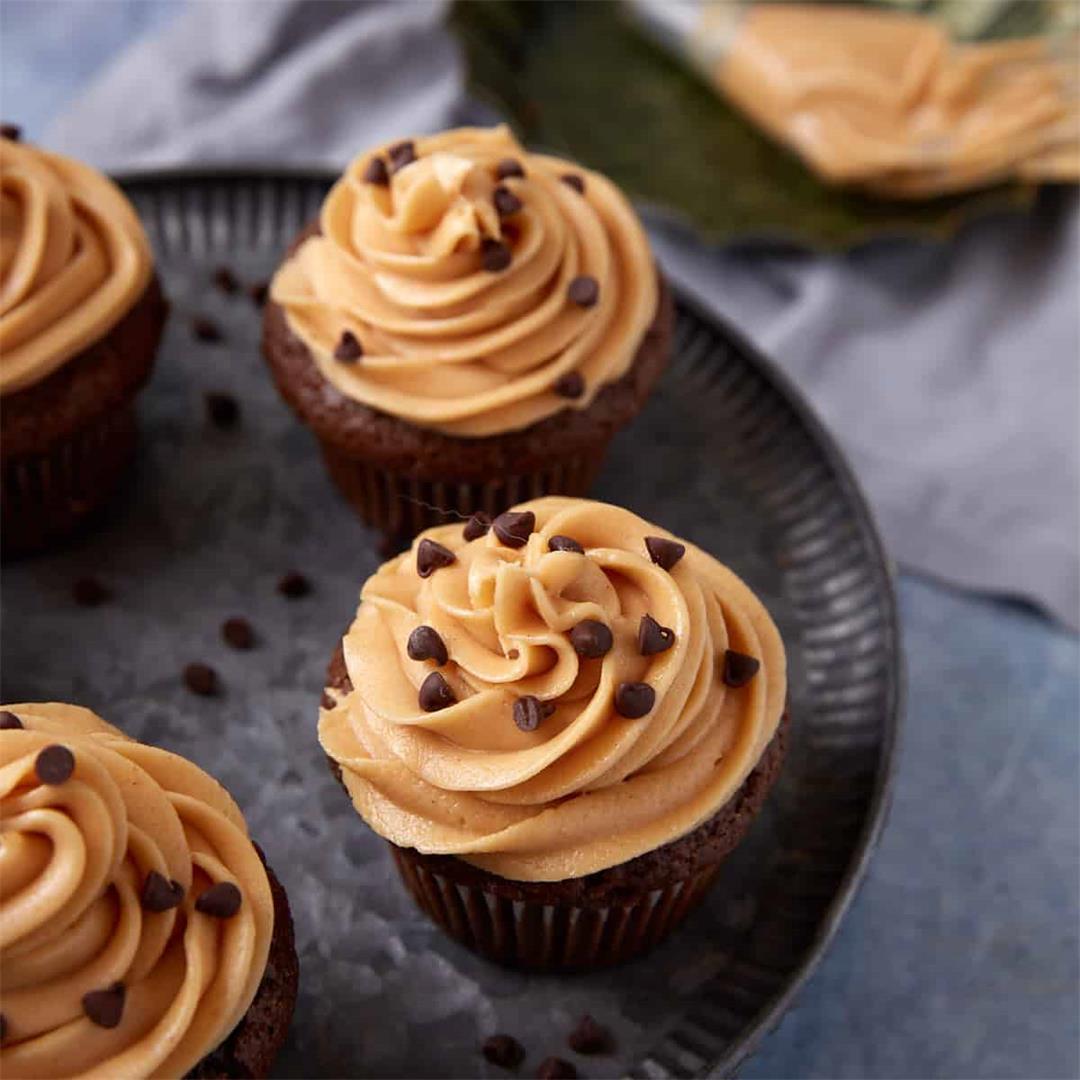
<box><xmin>0</xmin><ymin>704</ymin><xmax>274</xmax><ymax>1079</ymax></box>
<box><xmin>320</xmin><ymin>497</ymin><xmax>787</xmax><ymax>882</ymax></box>
<box><xmin>270</xmin><ymin>125</ymin><xmax>659</xmax><ymax>437</ymax></box>
<box><xmin>0</xmin><ymin>138</ymin><xmax>153</xmax><ymax>396</ymax></box>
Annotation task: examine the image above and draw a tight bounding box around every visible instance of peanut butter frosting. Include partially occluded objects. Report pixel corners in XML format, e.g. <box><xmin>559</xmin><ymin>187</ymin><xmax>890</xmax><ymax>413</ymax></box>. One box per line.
<box><xmin>0</xmin><ymin>136</ymin><xmax>153</xmax><ymax>397</ymax></box>
<box><xmin>270</xmin><ymin>126</ymin><xmax>659</xmax><ymax>438</ymax></box>
<box><xmin>0</xmin><ymin>703</ymin><xmax>274</xmax><ymax>1079</ymax></box>
<box><xmin>320</xmin><ymin>497</ymin><xmax>787</xmax><ymax>882</ymax></box>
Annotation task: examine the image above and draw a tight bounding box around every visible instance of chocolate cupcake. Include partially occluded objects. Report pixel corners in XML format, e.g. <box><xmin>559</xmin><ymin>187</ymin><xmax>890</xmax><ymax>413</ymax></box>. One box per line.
<box><xmin>1</xmin><ymin>130</ymin><xmax>167</xmax><ymax>556</ymax></box>
<box><xmin>0</xmin><ymin>703</ymin><xmax>298</xmax><ymax>1077</ymax></box>
<box><xmin>320</xmin><ymin>497</ymin><xmax>788</xmax><ymax>970</ymax></box>
<box><xmin>263</xmin><ymin>126</ymin><xmax>672</xmax><ymax>541</ymax></box>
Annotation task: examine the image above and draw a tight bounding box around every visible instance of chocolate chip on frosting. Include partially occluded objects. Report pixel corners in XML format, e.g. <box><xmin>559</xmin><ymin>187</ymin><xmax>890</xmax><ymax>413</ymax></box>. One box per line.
<box><xmin>82</xmin><ymin>983</ymin><xmax>125</xmax><ymax>1029</ymax></box>
<box><xmin>0</xmin><ymin>710</ymin><xmax>23</xmax><ymax>730</ymax></box>
<box><xmin>495</xmin><ymin>158</ymin><xmax>525</xmax><ymax>180</ymax></box>
<box><xmin>334</xmin><ymin>330</ymin><xmax>363</xmax><ymax>363</ymax></box>
<box><xmin>645</xmin><ymin>535</ymin><xmax>685</xmax><ymax>571</ymax></box>
<box><xmin>548</xmin><ymin>535</ymin><xmax>584</xmax><ymax>554</ymax></box>
<box><xmin>569</xmin><ymin>619</ymin><xmax>613</xmax><ymax>659</ymax></box>
<box><xmin>388</xmin><ymin>140</ymin><xmax>417</xmax><ymax>173</ymax></box>
<box><xmin>205</xmin><ymin>391</ymin><xmax>240</xmax><ymax>430</ymax></box>
<box><xmin>195</xmin><ymin>881</ymin><xmax>242</xmax><ymax>918</ymax></box>
<box><xmin>363</xmin><ymin>155</ymin><xmax>390</xmax><ymax>185</ymax></box>
<box><xmin>419</xmin><ymin>671</ymin><xmax>456</xmax><ymax>712</ymax></box>
<box><xmin>183</xmin><ymin>662</ymin><xmax>219</xmax><ymax>697</ymax></box>
<box><xmin>536</xmin><ymin>1058</ymin><xmax>578</xmax><ymax>1079</ymax></box>
<box><xmin>568</xmin><ymin>1014</ymin><xmax>614</xmax><ymax>1055</ymax></box>
<box><xmin>638</xmin><ymin>614</ymin><xmax>675</xmax><ymax>656</ymax></box>
<box><xmin>567</xmin><ymin>275</ymin><xmax>599</xmax><ymax>309</ymax></box>
<box><xmin>35</xmin><ymin>745</ymin><xmax>75</xmax><ymax>785</ymax></box>
<box><xmin>222</xmin><ymin>616</ymin><xmax>255</xmax><ymax>650</ymax></box>
<box><xmin>483</xmin><ymin>1034</ymin><xmax>525</xmax><ymax>1069</ymax></box>
<box><xmin>407</xmin><ymin>625</ymin><xmax>449</xmax><ymax>666</ymax></box>
<box><xmin>493</xmin><ymin>185</ymin><xmax>523</xmax><ymax>218</ymax></box>
<box><xmin>463</xmin><ymin>512</ymin><xmax>492</xmax><ymax>541</ymax></box>
<box><xmin>1</xmin><ymin>123</ymin><xmax>21</xmax><ymax>142</ymax></box>
<box><xmin>560</xmin><ymin>173</ymin><xmax>586</xmax><ymax>194</ymax></box>
<box><xmin>723</xmin><ymin>649</ymin><xmax>761</xmax><ymax>688</ymax></box>
<box><xmin>513</xmin><ymin>695</ymin><xmax>555</xmax><ymax>732</ymax></box>
<box><xmin>417</xmin><ymin>538</ymin><xmax>457</xmax><ymax>578</ymax></box>
<box><xmin>492</xmin><ymin>510</ymin><xmax>535</xmax><ymax>548</ymax></box>
<box><xmin>141</xmin><ymin>871</ymin><xmax>185</xmax><ymax>913</ymax></box>
<box><xmin>554</xmin><ymin>371</ymin><xmax>585</xmax><ymax>399</ymax></box>
<box><xmin>614</xmin><ymin>681</ymin><xmax>655</xmax><ymax>718</ymax></box>
<box><xmin>277</xmin><ymin>570</ymin><xmax>311</xmax><ymax>598</ymax></box>
<box><xmin>481</xmin><ymin>237</ymin><xmax>512</xmax><ymax>272</ymax></box>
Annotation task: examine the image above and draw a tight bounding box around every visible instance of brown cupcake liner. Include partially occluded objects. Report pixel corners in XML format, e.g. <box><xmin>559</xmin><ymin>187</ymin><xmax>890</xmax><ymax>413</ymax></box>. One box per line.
<box><xmin>390</xmin><ymin>844</ymin><xmax>723</xmax><ymax>971</ymax></box>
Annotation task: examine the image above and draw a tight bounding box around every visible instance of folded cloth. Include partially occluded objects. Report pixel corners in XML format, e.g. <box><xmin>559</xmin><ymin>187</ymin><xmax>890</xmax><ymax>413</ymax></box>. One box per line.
<box><xmin>42</xmin><ymin>0</ymin><xmax>1080</xmax><ymax>628</ymax></box>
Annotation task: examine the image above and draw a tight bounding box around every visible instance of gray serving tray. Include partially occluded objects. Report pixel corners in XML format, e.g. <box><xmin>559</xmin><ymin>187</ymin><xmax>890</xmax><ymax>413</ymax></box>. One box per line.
<box><xmin>0</xmin><ymin>171</ymin><xmax>901</xmax><ymax>1079</ymax></box>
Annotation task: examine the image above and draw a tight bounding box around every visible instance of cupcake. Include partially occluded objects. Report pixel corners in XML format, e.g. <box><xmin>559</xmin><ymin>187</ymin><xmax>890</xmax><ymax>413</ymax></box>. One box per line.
<box><xmin>320</xmin><ymin>497</ymin><xmax>788</xmax><ymax>970</ymax></box>
<box><xmin>263</xmin><ymin>125</ymin><xmax>672</xmax><ymax>541</ymax></box>
<box><xmin>0</xmin><ymin>127</ymin><xmax>167</xmax><ymax>557</ymax></box>
<box><xmin>0</xmin><ymin>703</ymin><xmax>298</xmax><ymax>1077</ymax></box>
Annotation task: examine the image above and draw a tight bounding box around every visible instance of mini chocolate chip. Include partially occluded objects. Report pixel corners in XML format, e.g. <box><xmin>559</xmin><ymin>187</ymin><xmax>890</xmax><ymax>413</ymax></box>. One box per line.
<box><xmin>492</xmin><ymin>510</ymin><xmax>535</xmax><ymax>548</ymax></box>
<box><xmin>407</xmin><ymin>625</ymin><xmax>449</xmax><ymax>666</ymax></box>
<box><xmin>363</xmin><ymin>155</ymin><xmax>390</xmax><ymax>185</ymax></box>
<box><xmin>615</xmin><ymin>681</ymin><xmax>655</xmax><ymax>718</ymax></box>
<box><xmin>388</xmin><ymin>140</ymin><xmax>416</xmax><ymax>173</ymax></box>
<box><xmin>222</xmin><ymin>617</ymin><xmax>255</xmax><ymax>650</ymax></box>
<box><xmin>638</xmin><ymin>614</ymin><xmax>675</xmax><ymax>656</ymax></box>
<box><xmin>205</xmin><ymin>391</ymin><xmax>240</xmax><ymax>429</ymax></box>
<box><xmin>82</xmin><ymin>983</ymin><xmax>125</xmax><ymax>1029</ymax></box>
<box><xmin>195</xmin><ymin>881</ymin><xmax>242</xmax><ymax>918</ymax></box>
<box><xmin>277</xmin><ymin>570</ymin><xmax>311</xmax><ymax>598</ymax></box>
<box><xmin>536</xmin><ymin>1058</ymin><xmax>578</xmax><ymax>1079</ymax></box>
<box><xmin>495</xmin><ymin>158</ymin><xmax>525</xmax><ymax>180</ymax></box>
<box><xmin>723</xmin><ymin>649</ymin><xmax>761</xmax><ymax>688</ymax></box>
<box><xmin>417</xmin><ymin>538</ymin><xmax>457</xmax><ymax>578</ymax></box>
<box><xmin>183</xmin><ymin>662</ymin><xmax>219</xmax><ymax>697</ymax></box>
<box><xmin>334</xmin><ymin>330</ymin><xmax>363</xmax><ymax>363</ymax></box>
<box><xmin>72</xmin><ymin>576</ymin><xmax>111</xmax><ymax>607</ymax></box>
<box><xmin>141</xmin><ymin>870</ymin><xmax>184</xmax><ymax>912</ymax></box>
<box><xmin>419</xmin><ymin>671</ymin><xmax>456</xmax><ymax>712</ymax></box>
<box><xmin>212</xmin><ymin>266</ymin><xmax>239</xmax><ymax>294</ymax></box>
<box><xmin>482</xmin><ymin>1033</ymin><xmax>525</xmax><ymax>1069</ymax></box>
<box><xmin>569</xmin><ymin>620</ymin><xmax>613</xmax><ymax>659</ymax></box>
<box><xmin>248</xmin><ymin>281</ymin><xmax>269</xmax><ymax>307</ymax></box>
<box><xmin>548</xmin><ymin>535</ymin><xmax>584</xmax><ymax>554</ymax></box>
<box><xmin>493</xmin><ymin>185</ymin><xmax>523</xmax><ymax>218</ymax></box>
<box><xmin>513</xmin><ymin>695</ymin><xmax>555</xmax><ymax>732</ymax></box>
<box><xmin>645</xmin><ymin>535</ymin><xmax>685</xmax><ymax>571</ymax></box>
<box><xmin>1</xmin><ymin>123</ymin><xmax>21</xmax><ymax>142</ymax></box>
<box><xmin>191</xmin><ymin>315</ymin><xmax>223</xmax><ymax>343</ymax></box>
<box><xmin>554</xmin><ymin>371</ymin><xmax>585</xmax><ymax>399</ymax></box>
<box><xmin>463</xmin><ymin>512</ymin><xmax>492</xmax><ymax>541</ymax></box>
<box><xmin>0</xmin><ymin>710</ymin><xmax>23</xmax><ymax>730</ymax></box>
<box><xmin>35</xmin><ymin>744</ymin><xmax>75</xmax><ymax>784</ymax></box>
<box><xmin>560</xmin><ymin>173</ymin><xmax>586</xmax><ymax>194</ymax></box>
<box><xmin>568</xmin><ymin>1014</ymin><xmax>614</xmax><ymax>1055</ymax></box>
<box><xmin>481</xmin><ymin>237</ymin><xmax>512</xmax><ymax>272</ymax></box>
<box><xmin>567</xmin><ymin>275</ymin><xmax>599</xmax><ymax>308</ymax></box>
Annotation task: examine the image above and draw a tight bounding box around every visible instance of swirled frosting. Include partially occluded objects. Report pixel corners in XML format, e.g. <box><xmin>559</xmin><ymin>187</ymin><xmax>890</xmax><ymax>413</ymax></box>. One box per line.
<box><xmin>0</xmin><ymin>703</ymin><xmax>274</xmax><ymax>1079</ymax></box>
<box><xmin>0</xmin><ymin>137</ymin><xmax>153</xmax><ymax>396</ymax></box>
<box><xmin>320</xmin><ymin>497</ymin><xmax>787</xmax><ymax>882</ymax></box>
<box><xmin>270</xmin><ymin>126</ymin><xmax>658</xmax><ymax>437</ymax></box>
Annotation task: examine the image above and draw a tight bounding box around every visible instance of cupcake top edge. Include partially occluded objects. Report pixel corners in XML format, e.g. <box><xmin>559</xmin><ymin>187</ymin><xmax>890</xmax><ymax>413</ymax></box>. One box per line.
<box><xmin>320</xmin><ymin>495</ymin><xmax>788</xmax><ymax>883</ymax></box>
<box><xmin>269</xmin><ymin>124</ymin><xmax>660</xmax><ymax>438</ymax></box>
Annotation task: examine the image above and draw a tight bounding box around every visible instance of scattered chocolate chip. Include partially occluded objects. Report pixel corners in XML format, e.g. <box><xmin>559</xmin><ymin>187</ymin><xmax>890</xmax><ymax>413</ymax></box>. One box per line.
<box><xmin>82</xmin><ymin>983</ymin><xmax>125</xmax><ymax>1029</ymax></box>
<box><xmin>567</xmin><ymin>275</ymin><xmax>599</xmax><ymax>308</ymax></box>
<box><xmin>183</xmin><ymin>662</ymin><xmax>219</xmax><ymax>697</ymax></box>
<box><xmin>334</xmin><ymin>330</ymin><xmax>363</xmax><ymax>363</ymax></box>
<box><xmin>560</xmin><ymin>173</ymin><xmax>586</xmax><ymax>194</ymax></box>
<box><xmin>320</xmin><ymin>690</ymin><xmax>336</xmax><ymax>710</ymax></box>
<box><xmin>569</xmin><ymin>620</ymin><xmax>613</xmax><ymax>659</ymax></box>
<box><xmin>536</xmin><ymin>1058</ymin><xmax>577</xmax><ymax>1079</ymax></box>
<box><xmin>645</xmin><ymin>535</ymin><xmax>685</xmax><ymax>571</ymax></box>
<box><xmin>482</xmin><ymin>1033</ymin><xmax>525</xmax><ymax>1069</ymax></box>
<box><xmin>615</xmin><ymin>681</ymin><xmax>655</xmax><ymax>718</ymax></box>
<box><xmin>492</xmin><ymin>510</ymin><xmax>535</xmax><ymax>548</ymax></box>
<box><xmin>407</xmin><ymin>625</ymin><xmax>449</xmax><ymax>666</ymax></box>
<box><xmin>195</xmin><ymin>881</ymin><xmax>242</xmax><ymax>918</ymax></box>
<box><xmin>638</xmin><ymin>614</ymin><xmax>675</xmax><ymax>656</ymax></box>
<box><xmin>554</xmin><ymin>371</ymin><xmax>585</xmax><ymax>399</ymax></box>
<box><xmin>248</xmin><ymin>280</ymin><xmax>269</xmax><ymax>307</ymax></box>
<box><xmin>205</xmin><ymin>391</ymin><xmax>240</xmax><ymax>429</ymax></box>
<box><xmin>513</xmin><ymin>695</ymin><xmax>555</xmax><ymax>732</ymax></box>
<box><xmin>463</xmin><ymin>512</ymin><xmax>492</xmax><ymax>541</ymax></box>
<box><xmin>0</xmin><ymin>711</ymin><xmax>23</xmax><ymax>730</ymax></box>
<box><xmin>481</xmin><ymin>237</ymin><xmax>512</xmax><ymax>272</ymax></box>
<box><xmin>495</xmin><ymin>158</ymin><xmax>525</xmax><ymax>180</ymax></box>
<box><xmin>141</xmin><ymin>870</ymin><xmax>184</xmax><ymax>912</ymax></box>
<box><xmin>222</xmin><ymin>616</ymin><xmax>255</xmax><ymax>650</ymax></box>
<box><xmin>419</xmin><ymin>671</ymin><xmax>456</xmax><ymax>712</ymax></box>
<box><xmin>723</xmin><ymin>649</ymin><xmax>761</xmax><ymax>688</ymax></box>
<box><xmin>493</xmin><ymin>185</ymin><xmax>523</xmax><ymax>218</ymax></box>
<box><xmin>388</xmin><ymin>140</ymin><xmax>417</xmax><ymax>173</ymax></box>
<box><xmin>191</xmin><ymin>315</ymin><xmax>223</xmax><ymax>343</ymax></box>
<box><xmin>72</xmin><ymin>576</ymin><xmax>111</xmax><ymax>607</ymax></box>
<box><xmin>548</xmin><ymin>535</ymin><xmax>584</xmax><ymax>554</ymax></box>
<box><xmin>212</xmin><ymin>266</ymin><xmax>239</xmax><ymax>294</ymax></box>
<box><xmin>417</xmin><ymin>538</ymin><xmax>457</xmax><ymax>578</ymax></box>
<box><xmin>568</xmin><ymin>1014</ymin><xmax>614</xmax><ymax>1055</ymax></box>
<box><xmin>277</xmin><ymin>570</ymin><xmax>311</xmax><ymax>598</ymax></box>
<box><xmin>1</xmin><ymin>123</ymin><xmax>21</xmax><ymax>142</ymax></box>
<box><xmin>35</xmin><ymin>744</ymin><xmax>75</xmax><ymax>784</ymax></box>
<box><xmin>363</xmin><ymin>155</ymin><xmax>390</xmax><ymax>185</ymax></box>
